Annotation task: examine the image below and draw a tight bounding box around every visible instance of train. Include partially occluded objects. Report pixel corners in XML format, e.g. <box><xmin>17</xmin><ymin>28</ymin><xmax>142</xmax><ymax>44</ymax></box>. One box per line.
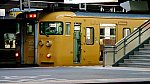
<box><xmin>15</xmin><ymin>10</ymin><xmax>150</xmax><ymax>67</ymax></box>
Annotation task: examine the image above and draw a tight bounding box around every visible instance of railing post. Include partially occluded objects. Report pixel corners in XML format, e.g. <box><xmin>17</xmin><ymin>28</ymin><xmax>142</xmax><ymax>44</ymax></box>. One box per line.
<box><xmin>113</xmin><ymin>46</ymin><xmax>116</xmax><ymax>63</ymax></box>
<box><xmin>103</xmin><ymin>46</ymin><xmax>116</xmax><ymax>67</ymax></box>
<box><xmin>103</xmin><ymin>48</ymin><xmax>106</xmax><ymax>67</ymax></box>
<box><xmin>124</xmin><ymin>38</ymin><xmax>126</xmax><ymax>56</ymax></box>
<box><xmin>139</xmin><ymin>28</ymin><xmax>141</xmax><ymax>44</ymax></box>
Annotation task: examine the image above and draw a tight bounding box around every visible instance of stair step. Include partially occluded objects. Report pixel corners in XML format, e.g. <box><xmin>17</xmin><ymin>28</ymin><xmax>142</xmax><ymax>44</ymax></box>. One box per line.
<box><xmin>144</xmin><ymin>44</ymin><xmax>150</xmax><ymax>48</ymax></box>
<box><xmin>119</xmin><ymin>63</ymin><xmax>150</xmax><ymax>68</ymax></box>
<box><xmin>139</xmin><ymin>48</ymin><xmax>150</xmax><ymax>51</ymax></box>
<box><xmin>124</xmin><ymin>59</ymin><xmax>150</xmax><ymax>63</ymax></box>
<box><xmin>129</xmin><ymin>55</ymin><xmax>150</xmax><ymax>59</ymax></box>
<box><xmin>115</xmin><ymin>39</ymin><xmax>150</xmax><ymax>68</ymax></box>
<box><xmin>134</xmin><ymin>51</ymin><xmax>150</xmax><ymax>55</ymax></box>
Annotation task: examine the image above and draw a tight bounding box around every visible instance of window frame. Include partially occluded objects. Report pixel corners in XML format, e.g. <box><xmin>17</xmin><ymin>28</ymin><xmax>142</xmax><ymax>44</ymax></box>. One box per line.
<box><xmin>65</xmin><ymin>22</ymin><xmax>71</xmax><ymax>36</ymax></box>
<box><xmin>26</xmin><ymin>22</ymin><xmax>35</xmax><ymax>36</ymax></box>
<box><xmin>39</xmin><ymin>21</ymin><xmax>63</xmax><ymax>35</ymax></box>
<box><xmin>123</xmin><ymin>28</ymin><xmax>131</xmax><ymax>38</ymax></box>
<box><xmin>4</xmin><ymin>33</ymin><xmax>16</xmax><ymax>49</ymax></box>
<box><xmin>85</xmin><ymin>27</ymin><xmax>94</xmax><ymax>45</ymax></box>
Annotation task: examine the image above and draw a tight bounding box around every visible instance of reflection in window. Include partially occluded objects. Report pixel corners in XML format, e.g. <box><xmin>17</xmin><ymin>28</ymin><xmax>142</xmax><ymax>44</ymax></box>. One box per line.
<box><xmin>4</xmin><ymin>33</ymin><xmax>16</xmax><ymax>48</ymax></box>
<box><xmin>65</xmin><ymin>22</ymin><xmax>71</xmax><ymax>35</ymax></box>
<box><xmin>86</xmin><ymin>27</ymin><xmax>94</xmax><ymax>45</ymax></box>
<box><xmin>27</xmin><ymin>23</ymin><xmax>34</xmax><ymax>35</ymax></box>
<box><xmin>40</xmin><ymin>22</ymin><xmax>63</xmax><ymax>35</ymax></box>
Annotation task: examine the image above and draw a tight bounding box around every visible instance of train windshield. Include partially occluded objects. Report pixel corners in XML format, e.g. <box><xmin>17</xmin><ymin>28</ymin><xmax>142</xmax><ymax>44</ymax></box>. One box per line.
<box><xmin>4</xmin><ymin>33</ymin><xmax>16</xmax><ymax>48</ymax></box>
<box><xmin>40</xmin><ymin>22</ymin><xmax>63</xmax><ymax>35</ymax></box>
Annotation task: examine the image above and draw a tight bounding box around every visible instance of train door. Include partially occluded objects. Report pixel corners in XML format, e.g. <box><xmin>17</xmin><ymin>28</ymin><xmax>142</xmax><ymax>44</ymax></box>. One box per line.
<box><xmin>100</xmin><ymin>24</ymin><xmax>116</xmax><ymax>61</ymax></box>
<box><xmin>73</xmin><ymin>23</ymin><xmax>81</xmax><ymax>63</ymax></box>
<box><xmin>18</xmin><ymin>21</ymin><xmax>37</xmax><ymax>65</ymax></box>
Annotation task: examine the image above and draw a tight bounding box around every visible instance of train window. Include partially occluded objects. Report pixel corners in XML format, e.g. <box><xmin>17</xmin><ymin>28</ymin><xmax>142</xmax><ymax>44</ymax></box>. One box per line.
<box><xmin>4</xmin><ymin>33</ymin><xmax>16</xmax><ymax>48</ymax></box>
<box><xmin>27</xmin><ymin>23</ymin><xmax>34</xmax><ymax>35</ymax></box>
<box><xmin>65</xmin><ymin>22</ymin><xmax>71</xmax><ymax>35</ymax></box>
<box><xmin>110</xmin><ymin>28</ymin><xmax>116</xmax><ymax>39</ymax></box>
<box><xmin>86</xmin><ymin>27</ymin><xmax>94</xmax><ymax>45</ymax></box>
<box><xmin>40</xmin><ymin>22</ymin><xmax>63</xmax><ymax>35</ymax></box>
<box><xmin>123</xmin><ymin>28</ymin><xmax>131</xmax><ymax>37</ymax></box>
<box><xmin>110</xmin><ymin>28</ymin><xmax>115</xmax><ymax>35</ymax></box>
<box><xmin>100</xmin><ymin>28</ymin><xmax>105</xmax><ymax>39</ymax></box>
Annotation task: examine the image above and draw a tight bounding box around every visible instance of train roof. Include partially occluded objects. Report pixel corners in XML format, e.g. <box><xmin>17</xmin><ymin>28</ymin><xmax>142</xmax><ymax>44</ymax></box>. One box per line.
<box><xmin>74</xmin><ymin>12</ymin><xmax>150</xmax><ymax>18</ymax></box>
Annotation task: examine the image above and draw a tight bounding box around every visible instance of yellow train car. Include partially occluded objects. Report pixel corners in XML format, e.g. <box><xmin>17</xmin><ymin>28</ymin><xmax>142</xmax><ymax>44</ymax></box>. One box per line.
<box><xmin>15</xmin><ymin>11</ymin><xmax>150</xmax><ymax>66</ymax></box>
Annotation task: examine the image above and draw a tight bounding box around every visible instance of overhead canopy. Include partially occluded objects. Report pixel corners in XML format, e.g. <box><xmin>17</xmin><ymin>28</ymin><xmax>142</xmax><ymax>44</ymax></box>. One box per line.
<box><xmin>64</xmin><ymin>0</ymin><xmax>118</xmax><ymax>3</ymax></box>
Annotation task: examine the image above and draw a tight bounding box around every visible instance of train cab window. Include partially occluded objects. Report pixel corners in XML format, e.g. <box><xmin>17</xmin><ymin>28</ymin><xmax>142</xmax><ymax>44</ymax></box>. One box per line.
<box><xmin>40</xmin><ymin>22</ymin><xmax>63</xmax><ymax>35</ymax></box>
<box><xmin>4</xmin><ymin>33</ymin><xmax>16</xmax><ymax>48</ymax></box>
<box><xmin>65</xmin><ymin>22</ymin><xmax>71</xmax><ymax>35</ymax></box>
<box><xmin>123</xmin><ymin>28</ymin><xmax>131</xmax><ymax>37</ymax></box>
<box><xmin>27</xmin><ymin>23</ymin><xmax>34</xmax><ymax>35</ymax></box>
<box><xmin>86</xmin><ymin>27</ymin><xmax>94</xmax><ymax>45</ymax></box>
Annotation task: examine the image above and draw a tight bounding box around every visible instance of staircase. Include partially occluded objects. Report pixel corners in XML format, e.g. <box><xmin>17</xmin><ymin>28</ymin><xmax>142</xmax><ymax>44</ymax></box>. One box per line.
<box><xmin>118</xmin><ymin>39</ymin><xmax>150</xmax><ymax>68</ymax></box>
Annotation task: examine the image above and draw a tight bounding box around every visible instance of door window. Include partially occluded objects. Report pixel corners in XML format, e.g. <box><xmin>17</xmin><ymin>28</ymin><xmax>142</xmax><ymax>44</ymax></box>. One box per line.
<box><xmin>27</xmin><ymin>23</ymin><xmax>34</xmax><ymax>35</ymax></box>
<box><xmin>73</xmin><ymin>23</ymin><xmax>81</xmax><ymax>63</ymax></box>
<box><xmin>86</xmin><ymin>27</ymin><xmax>94</xmax><ymax>45</ymax></box>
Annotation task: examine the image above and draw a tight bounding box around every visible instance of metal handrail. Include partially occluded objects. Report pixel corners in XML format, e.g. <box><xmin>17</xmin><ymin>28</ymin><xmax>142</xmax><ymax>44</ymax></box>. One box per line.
<box><xmin>113</xmin><ymin>19</ymin><xmax>150</xmax><ymax>64</ymax></box>
<box><xmin>116</xmin><ymin>20</ymin><xmax>150</xmax><ymax>48</ymax></box>
<box><xmin>115</xmin><ymin>20</ymin><xmax>150</xmax><ymax>51</ymax></box>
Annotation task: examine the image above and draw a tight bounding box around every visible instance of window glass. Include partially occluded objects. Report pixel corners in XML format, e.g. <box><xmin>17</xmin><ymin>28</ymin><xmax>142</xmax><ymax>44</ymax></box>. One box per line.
<box><xmin>4</xmin><ymin>33</ymin><xmax>16</xmax><ymax>48</ymax></box>
<box><xmin>86</xmin><ymin>27</ymin><xmax>94</xmax><ymax>45</ymax></box>
<box><xmin>40</xmin><ymin>22</ymin><xmax>63</xmax><ymax>35</ymax></box>
<box><xmin>65</xmin><ymin>22</ymin><xmax>71</xmax><ymax>35</ymax></box>
<box><xmin>110</xmin><ymin>28</ymin><xmax>115</xmax><ymax>35</ymax></box>
<box><xmin>100</xmin><ymin>28</ymin><xmax>105</xmax><ymax>35</ymax></box>
<box><xmin>100</xmin><ymin>28</ymin><xmax>105</xmax><ymax>39</ymax></box>
<box><xmin>27</xmin><ymin>23</ymin><xmax>34</xmax><ymax>35</ymax></box>
<box><xmin>110</xmin><ymin>28</ymin><xmax>116</xmax><ymax>39</ymax></box>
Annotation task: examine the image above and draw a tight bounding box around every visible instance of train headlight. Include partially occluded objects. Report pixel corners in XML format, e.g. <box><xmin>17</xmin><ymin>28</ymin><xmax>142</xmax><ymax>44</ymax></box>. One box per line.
<box><xmin>47</xmin><ymin>54</ymin><xmax>51</xmax><ymax>58</ymax></box>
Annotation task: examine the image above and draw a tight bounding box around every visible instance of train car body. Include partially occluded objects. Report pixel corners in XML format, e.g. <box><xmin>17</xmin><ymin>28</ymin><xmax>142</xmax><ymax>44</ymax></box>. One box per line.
<box><xmin>0</xmin><ymin>19</ymin><xmax>17</xmax><ymax>66</ymax></box>
<box><xmin>16</xmin><ymin>11</ymin><xmax>150</xmax><ymax>66</ymax></box>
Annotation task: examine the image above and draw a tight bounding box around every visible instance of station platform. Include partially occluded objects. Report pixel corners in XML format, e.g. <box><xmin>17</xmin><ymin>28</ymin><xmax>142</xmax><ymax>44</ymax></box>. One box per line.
<box><xmin>0</xmin><ymin>66</ymin><xmax>150</xmax><ymax>84</ymax></box>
